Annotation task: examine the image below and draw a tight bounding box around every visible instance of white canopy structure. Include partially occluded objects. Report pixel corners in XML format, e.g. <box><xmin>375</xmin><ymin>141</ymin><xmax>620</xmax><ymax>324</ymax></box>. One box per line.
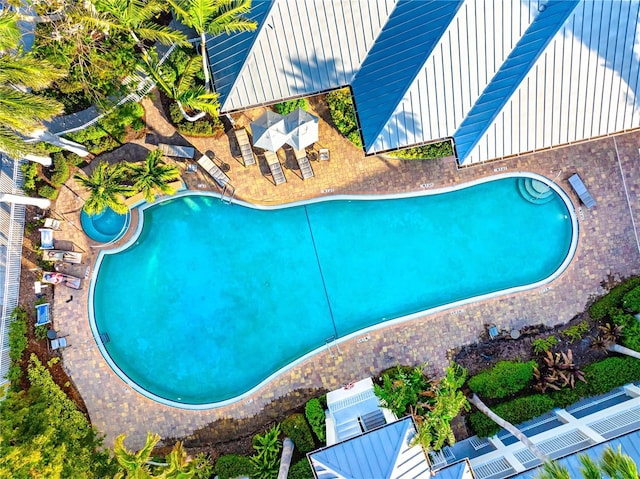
<box><xmin>284</xmin><ymin>108</ymin><xmax>319</xmax><ymax>150</ymax></box>
<box><xmin>250</xmin><ymin>110</ymin><xmax>289</xmax><ymax>151</ymax></box>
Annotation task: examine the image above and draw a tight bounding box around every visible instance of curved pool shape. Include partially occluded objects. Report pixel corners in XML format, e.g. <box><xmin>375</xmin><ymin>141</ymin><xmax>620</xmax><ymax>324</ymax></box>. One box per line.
<box><xmin>81</xmin><ymin>208</ymin><xmax>130</xmax><ymax>243</ymax></box>
<box><xmin>91</xmin><ymin>174</ymin><xmax>577</xmax><ymax>408</ymax></box>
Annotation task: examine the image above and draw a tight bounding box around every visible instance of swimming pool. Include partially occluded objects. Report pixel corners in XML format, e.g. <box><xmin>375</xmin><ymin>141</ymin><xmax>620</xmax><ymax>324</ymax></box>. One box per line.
<box><xmin>90</xmin><ymin>173</ymin><xmax>577</xmax><ymax>408</ymax></box>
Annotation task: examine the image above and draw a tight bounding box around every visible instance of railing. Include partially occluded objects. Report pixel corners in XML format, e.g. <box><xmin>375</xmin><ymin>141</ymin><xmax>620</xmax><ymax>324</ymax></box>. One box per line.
<box><xmin>0</xmin><ymin>158</ymin><xmax>27</xmax><ymax>391</ymax></box>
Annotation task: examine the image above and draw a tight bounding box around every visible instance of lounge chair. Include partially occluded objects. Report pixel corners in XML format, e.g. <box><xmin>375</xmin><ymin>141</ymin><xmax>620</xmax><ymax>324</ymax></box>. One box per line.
<box><xmin>44</xmin><ymin>218</ymin><xmax>60</xmax><ymax>230</ymax></box>
<box><xmin>158</xmin><ymin>143</ymin><xmax>195</xmax><ymax>159</ymax></box>
<box><xmin>264</xmin><ymin>151</ymin><xmax>286</xmax><ymax>185</ymax></box>
<box><xmin>318</xmin><ymin>148</ymin><xmax>330</xmax><ymax>161</ymax></box>
<box><xmin>234</xmin><ymin>128</ymin><xmax>257</xmax><ymax>166</ymax></box>
<box><xmin>42</xmin><ymin>271</ymin><xmax>82</xmax><ymax>290</ymax></box>
<box><xmin>42</xmin><ymin>249</ymin><xmax>83</xmax><ymax>264</ymax></box>
<box><xmin>568</xmin><ymin>173</ymin><xmax>596</xmax><ymax>209</ymax></box>
<box><xmin>39</xmin><ymin>228</ymin><xmax>54</xmax><ymax>249</ymax></box>
<box><xmin>197</xmin><ymin>154</ymin><xmax>230</xmax><ymax>188</ymax></box>
<box><xmin>50</xmin><ymin>336</ymin><xmax>68</xmax><ymax>351</ymax></box>
<box><xmin>35</xmin><ymin>303</ymin><xmax>51</xmax><ymax>326</ymax></box>
<box><xmin>293</xmin><ymin>149</ymin><xmax>314</xmax><ymax>179</ymax></box>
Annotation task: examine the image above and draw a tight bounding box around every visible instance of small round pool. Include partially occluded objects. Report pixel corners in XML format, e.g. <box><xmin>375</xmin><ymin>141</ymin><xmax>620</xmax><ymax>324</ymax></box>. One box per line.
<box><xmin>80</xmin><ymin>208</ymin><xmax>130</xmax><ymax>243</ymax></box>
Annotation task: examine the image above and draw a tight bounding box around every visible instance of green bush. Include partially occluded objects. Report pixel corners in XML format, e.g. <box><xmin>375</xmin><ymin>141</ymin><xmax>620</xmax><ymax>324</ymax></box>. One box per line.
<box><xmin>21</xmin><ymin>162</ymin><xmax>38</xmax><ymax>193</ymax></box>
<box><xmin>589</xmin><ymin>277</ymin><xmax>640</xmax><ymax>319</ymax></box>
<box><xmin>65</xmin><ymin>152</ymin><xmax>85</xmax><ymax>167</ymax></box>
<box><xmin>623</xmin><ymin>286</ymin><xmax>640</xmax><ymax>312</ymax></box>
<box><xmin>305</xmin><ymin>398</ymin><xmax>326</xmax><ymax>443</ymax></box>
<box><xmin>6</xmin><ymin>311</ymin><xmax>27</xmax><ymax>389</ymax></box>
<box><xmin>35</xmin><ymin>325</ymin><xmax>50</xmax><ymax>341</ymax></box>
<box><xmin>326</xmin><ymin>89</ymin><xmax>361</xmax><ymax>148</ymax></box>
<box><xmin>168</xmin><ymin>103</ymin><xmax>224</xmax><ymax>137</ymax></box>
<box><xmin>560</xmin><ymin>321</ymin><xmax>590</xmax><ymax>344</ymax></box>
<box><xmin>51</xmin><ymin>153</ymin><xmax>70</xmax><ymax>186</ymax></box>
<box><xmin>532</xmin><ymin>336</ymin><xmax>558</xmax><ymax>354</ymax></box>
<box><xmin>467</xmin><ymin>361</ymin><xmax>535</xmax><ymax>399</ymax></box>
<box><xmin>281</xmin><ymin>413</ymin><xmax>315</xmax><ymax>452</ymax></box>
<box><xmin>213</xmin><ymin>454</ymin><xmax>255</xmax><ymax>479</ymax></box>
<box><xmin>38</xmin><ymin>184</ymin><xmax>59</xmax><ymax>200</ymax></box>
<box><xmin>468</xmin><ymin>394</ymin><xmax>555</xmax><ymax>438</ymax></box>
<box><xmin>274</xmin><ymin>98</ymin><xmax>308</xmax><ymax>115</ymax></box>
<box><xmin>389</xmin><ymin>141</ymin><xmax>454</xmax><ymax>160</ymax></box>
<box><xmin>583</xmin><ymin>356</ymin><xmax>640</xmax><ymax>395</ymax></box>
<box><xmin>251</xmin><ymin>424</ymin><xmax>282</xmax><ymax>479</ymax></box>
<box><xmin>288</xmin><ymin>459</ymin><xmax>314</xmax><ymax>479</ymax></box>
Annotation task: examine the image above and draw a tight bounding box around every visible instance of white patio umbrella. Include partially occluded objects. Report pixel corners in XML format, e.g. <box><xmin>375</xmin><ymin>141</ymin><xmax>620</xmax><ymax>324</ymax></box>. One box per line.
<box><xmin>250</xmin><ymin>110</ymin><xmax>288</xmax><ymax>151</ymax></box>
<box><xmin>284</xmin><ymin>108</ymin><xmax>319</xmax><ymax>150</ymax></box>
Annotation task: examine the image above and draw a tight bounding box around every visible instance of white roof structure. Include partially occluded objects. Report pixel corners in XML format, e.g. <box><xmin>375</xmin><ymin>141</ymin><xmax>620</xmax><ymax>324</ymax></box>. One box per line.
<box><xmin>207</xmin><ymin>0</ymin><xmax>640</xmax><ymax>165</ymax></box>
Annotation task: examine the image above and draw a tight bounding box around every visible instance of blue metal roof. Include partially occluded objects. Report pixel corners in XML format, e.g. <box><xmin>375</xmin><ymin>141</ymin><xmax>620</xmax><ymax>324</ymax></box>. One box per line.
<box><xmin>206</xmin><ymin>0</ymin><xmax>273</xmax><ymax>105</ymax></box>
<box><xmin>453</xmin><ymin>0</ymin><xmax>580</xmax><ymax>162</ymax></box>
<box><xmin>351</xmin><ymin>0</ymin><xmax>463</xmax><ymax>150</ymax></box>
<box><xmin>510</xmin><ymin>429</ymin><xmax>640</xmax><ymax>479</ymax></box>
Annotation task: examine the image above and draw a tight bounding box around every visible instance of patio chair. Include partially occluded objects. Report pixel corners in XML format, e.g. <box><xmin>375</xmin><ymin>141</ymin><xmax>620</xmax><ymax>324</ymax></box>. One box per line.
<box><xmin>44</xmin><ymin>218</ymin><xmax>61</xmax><ymax>230</ymax></box>
<box><xmin>488</xmin><ymin>325</ymin><xmax>499</xmax><ymax>340</ymax></box>
<box><xmin>50</xmin><ymin>336</ymin><xmax>68</xmax><ymax>351</ymax></box>
<box><xmin>197</xmin><ymin>154</ymin><xmax>230</xmax><ymax>188</ymax></box>
<box><xmin>35</xmin><ymin>303</ymin><xmax>51</xmax><ymax>326</ymax></box>
<box><xmin>568</xmin><ymin>173</ymin><xmax>596</xmax><ymax>209</ymax></box>
<box><xmin>234</xmin><ymin>128</ymin><xmax>257</xmax><ymax>166</ymax></box>
<box><xmin>318</xmin><ymin>148</ymin><xmax>330</xmax><ymax>161</ymax></box>
<box><xmin>158</xmin><ymin>143</ymin><xmax>195</xmax><ymax>159</ymax></box>
<box><xmin>42</xmin><ymin>249</ymin><xmax>83</xmax><ymax>264</ymax></box>
<box><xmin>39</xmin><ymin>228</ymin><xmax>54</xmax><ymax>249</ymax></box>
<box><xmin>294</xmin><ymin>148</ymin><xmax>314</xmax><ymax>180</ymax></box>
<box><xmin>264</xmin><ymin>151</ymin><xmax>286</xmax><ymax>185</ymax></box>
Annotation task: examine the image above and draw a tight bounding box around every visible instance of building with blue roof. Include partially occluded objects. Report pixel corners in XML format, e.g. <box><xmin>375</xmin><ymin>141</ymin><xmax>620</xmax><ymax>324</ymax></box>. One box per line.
<box><xmin>205</xmin><ymin>0</ymin><xmax>640</xmax><ymax>165</ymax></box>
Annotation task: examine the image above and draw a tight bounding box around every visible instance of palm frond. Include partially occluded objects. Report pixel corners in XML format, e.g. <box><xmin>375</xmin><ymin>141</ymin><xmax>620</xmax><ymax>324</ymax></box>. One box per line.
<box><xmin>176</xmin><ymin>87</ymin><xmax>219</xmax><ymax>115</ymax></box>
<box><xmin>0</xmin><ymin>55</ymin><xmax>66</xmax><ymax>90</ymax></box>
<box><xmin>0</xmin><ymin>127</ymin><xmax>38</xmax><ymax>158</ymax></box>
<box><xmin>0</xmin><ymin>87</ymin><xmax>64</xmax><ymax>134</ymax></box>
<box><xmin>0</xmin><ymin>10</ymin><xmax>21</xmax><ymax>52</ymax></box>
<box><xmin>205</xmin><ymin>0</ymin><xmax>256</xmax><ymax>35</ymax></box>
<box><xmin>136</xmin><ymin>23</ymin><xmax>190</xmax><ymax>46</ymax></box>
<box><xmin>535</xmin><ymin>461</ymin><xmax>571</xmax><ymax>479</ymax></box>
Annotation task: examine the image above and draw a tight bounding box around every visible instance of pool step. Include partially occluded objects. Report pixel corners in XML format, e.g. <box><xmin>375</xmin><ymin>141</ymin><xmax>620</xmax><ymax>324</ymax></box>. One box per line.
<box><xmin>517</xmin><ymin>177</ymin><xmax>554</xmax><ymax>204</ymax></box>
<box><xmin>100</xmin><ymin>332</ymin><xmax>110</xmax><ymax>343</ymax></box>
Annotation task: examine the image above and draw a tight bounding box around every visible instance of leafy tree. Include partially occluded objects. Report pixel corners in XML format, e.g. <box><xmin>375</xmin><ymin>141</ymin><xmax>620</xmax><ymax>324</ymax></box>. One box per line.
<box><xmin>127</xmin><ymin>149</ymin><xmax>181</xmax><ymax>202</ymax></box>
<box><xmin>374</xmin><ymin>364</ymin><xmax>430</xmax><ymax>418</ymax></box>
<box><xmin>74</xmin><ymin>161</ymin><xmax>132</xmax><ymax>215</ymax></box>
<box><xmin>535</xmin><ymin>446</ymin><xmax>638</xmax><ymax>479</ymax></box>
<box><xmin>0</xmin><ymin>355</ymin><xmax>117</xmax><ymax>478</ymax></box>
<box><xmin>167</xmin><ymin>0</ymin><xmax>257</xmax><ymax>92</ymax></box>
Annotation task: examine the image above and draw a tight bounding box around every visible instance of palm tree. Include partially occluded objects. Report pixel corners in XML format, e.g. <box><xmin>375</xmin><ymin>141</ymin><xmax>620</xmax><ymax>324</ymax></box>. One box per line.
<box><xmin>127</xmin><ymin>149</ymin><xmax>181</xmax><ymax>202</ymax></box>
<box><xmin>468</xmin><ymin>393</ymin><xmax>549</xmax><ymax>463</ymax></box>
<box><xmin>0</xmin><ymin>53</ymin><xmax>65</xmax><ymax>158</ymax></box>
<box><xmin>74</xmin><ymin>161</ymin><xmax>132</xmax><ymax>215</ymax></box>
<box><xmin>113</xmin><ymin>432</ymin><xmax>159</xmax><ymax>479</ymax></box>
<box><xmin>166</xmin><ymin>0</ymin><xmax>257</xmax><ymax>92</ymax></box>
<box><xmin>0</xmin><ymin>10</ymin><xmax>20</xmax><ymax>52</ymax></box>
<box><xmin>594</xmin><ymin>323</ymin><xmax>640</xmax><ymax>360</ymax></box>
<box><xmin>139</xmin><ymin>46</ymin><xmax>220</xmax><ymax>121</ymax></box>
<box><xmin>91</xmin><ymin>0</ymin><xmax>190</xmax><ymax>53</ymax></box>
<box><xmin>535</xmin><ymin>445</ymin><xmax>638</xmax><ymax>479</ymax></box>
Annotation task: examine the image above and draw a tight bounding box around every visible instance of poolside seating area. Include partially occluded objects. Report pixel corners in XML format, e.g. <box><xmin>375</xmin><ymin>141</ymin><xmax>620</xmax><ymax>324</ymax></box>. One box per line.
<box><xmin>233</xmin><ymin>128</ymin><xmax>257</xmax><ymax>166</ymax></box>
<box><xmin>264</xmin><ymin>151</ymin><xmax>286</xmax><ymax>185</ymax></box>
<box><xmin>42</xmin><ymin>271</ymin><xmax>82</xmax><ymax>290</ymax></box>
<box><xmin>293</xmin><ymin>149</ymin><xmax>314</xmax><ymax>180</ymax></box>
<box><xmin>42</xmin><ymin>249</ymin><xmax>83</xmax><ymax>264</ymax></box>
<box><xmin>50</xmin><ymin>336</ymin><xmax>69</xmax><ymax>352</ymax></box>
<box><xmin>197</xmin><ymin>154</ymin><xmax>230</xmax><ymax>187</ymax></box>
<box><xmin>568</xmin><ymin>173</ymin><xmax>596</xmax><ymax>209</ymax></box>
<box><xmin>35</xmin><ymin>303</ymin><xmax>51</xmax><ymax>326</ymax></box>
<box><xmin>44</xmin><ymin>218</ymin><xmax>60</xmax><ymax>230</ymax></box>
<box><xmin>40</xmin><ymin>228</ymin><xmax>54</xmax><ymax>249</ymax></box>
<box><xmin>158</xmin><ymin>143</ymin><xmax>195</xmax><ymax>160</ymax></box>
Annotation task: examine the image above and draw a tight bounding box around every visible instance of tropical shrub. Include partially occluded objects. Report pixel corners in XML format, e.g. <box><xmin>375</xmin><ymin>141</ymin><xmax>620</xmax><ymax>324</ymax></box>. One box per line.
<box><xmin>623</xmin><ymin>286</ymin><xmax>640</xmax><ymax>312</ymax></box>
<box><xmin>560</xmin><ymin>321</ymin><xmax>590</xmax><ymax>343</ymax></box>
<box><xmin>389</xmin><ymin>141</ymin><xmax>454</xmax><ymax>160</ymax></box>
<box><xmin>532</xmin><ymin>336</ymin><xmax>558</xmax><ymax>354</ymax></box>
<box><xmin>374</xmin><ymin>365</ymin><xmax>431</xmax><ymax>417</ymax></box>
<box><xmin>468</xmin><ymin>394</ymin><xmax>555</xmax><ymax>438</ymax></box>
<box><xmin>35</xmin><ymin>325</ymin><xmax>50</xmax><ymax>341</ymax></box>
<box><xmin>169</xmin><ymin>103</ymin><xmax>224</xmax><ymax>137</ymax></box>
<box><xmin>6</xmin><ymin>309</ymin><xmax>27</xmax><ymax>389</ymax></box>
<box><xmin>589</xmin><ymin>277</ymin><xmax>640</xmax><ymax>319</ymax></box>
<box><xmin>583</xmin><ymin>356</ymin><xmax>640</xmax><ymax>395</ymax></box>
<box><xmin>288</xmin><ymin>459</ymin><xmax>314</xmax><ymax>479</ymax></box>
<box><xmin>213</xmin><ymin>454</ymin><xmax>255</xmax><ymax>479</ymax></box>
<box><xmin>50</xmin><ymin>153</ymin><xmax>70</xmax><ymax>186</ymax></box>
<box><xmin>21</xmin><ymin>162</ymin><xmax>38</xmax><ymax>193</ymax></box>
<box><xmin>326</xmin><ymin>89</ymin><xmax>362</xmax><ymax>148</ymax></box>
<box><xmin>0</xmin><ymin>355</ymin><xmax>117</xmax><ymax>478</ymax></box>
<box><xmin>467</xmin><ymin>360</ymin><xmax>536</xmax><ymax>399</ymax></box>
<box><xmin>281</xmin><ymin>413</ymin><xmax>315</xmax><ymax>452</ymax></box>
<box><xmin>38</xmin><ymin>184</ymin><xmax>59</xmax><ymax>200</ymax></box>
<box><xmin>251</xmin><ymin>424</ymin><xmax>282</xmax><ymax>479</ymax></box>
<box><xmin>274</xmin><ymin>98</ymin><xmax>308</xmax><ymax>115</ymax></box>
<box><xmin>305</xmin><ymin>398</ymin><xmax>326</xmax><ymax>443</ymax></box>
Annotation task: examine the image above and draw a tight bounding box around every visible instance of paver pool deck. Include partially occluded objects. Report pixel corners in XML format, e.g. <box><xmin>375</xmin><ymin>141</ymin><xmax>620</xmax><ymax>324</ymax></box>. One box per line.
<box><xmin>52</xmin><ymin>95</ymin><xmax>640</xmax><ymax>449</ymax></box>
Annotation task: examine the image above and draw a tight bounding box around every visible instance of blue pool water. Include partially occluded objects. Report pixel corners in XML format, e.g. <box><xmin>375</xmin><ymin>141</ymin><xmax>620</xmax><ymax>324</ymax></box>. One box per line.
<box><xmin>92</xmin><ymin>175</ymin><xmax>575</xmax><ymax>406</ymax></box>
<box><xmin>81</xmin><ymin>208</ymin><xmax>129</xmax><ymax>243</ymax></box>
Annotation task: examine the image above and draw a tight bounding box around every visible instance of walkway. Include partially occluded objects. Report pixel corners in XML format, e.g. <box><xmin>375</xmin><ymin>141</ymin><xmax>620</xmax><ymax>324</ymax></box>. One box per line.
<box><xmin>51</xmin><ymin>93</ymin><xmax>640</xmax><ymax>449</ymax></box>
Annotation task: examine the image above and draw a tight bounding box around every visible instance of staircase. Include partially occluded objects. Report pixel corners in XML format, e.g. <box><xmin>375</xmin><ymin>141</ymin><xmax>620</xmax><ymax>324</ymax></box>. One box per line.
<box><xmin>361</xmin><ymin>409</ymin><xmax>386</xmax><ymax>431</ymax></box>
<box><xmin>517</xmin><ymin>177</ymin><xmax>555</xmax><ymax>204</ymax></box>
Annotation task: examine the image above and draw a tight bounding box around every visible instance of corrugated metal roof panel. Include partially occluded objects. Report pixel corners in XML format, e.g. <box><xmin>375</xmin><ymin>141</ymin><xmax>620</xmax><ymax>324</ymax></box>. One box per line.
<box><xmin>453</xmin><ymin>0</ymin><xmax>580</xmax><ymax>162</ymax></box>
<box><xmin>206</xmin><ymin>0</ymin><xmax>274</xmax><ymax>107</ymax></box>
<box><xmin>351</xmin><ymin>0</ymin><xmax>463</xmax><ymax>149</ymax></box>
<box><xmin>366</xmin><ymin>0</ymin><xmax>534</xmax><ymax>154</ymax></box>
<box><xmin>463</xmin><ymin>0</ymin><xmax>640</xmax><ymax>164</ymax></box>
<box><xmin>216</xmin><ymin>0</ymin><xmax>396</xmax><ymax>112</ymax></box>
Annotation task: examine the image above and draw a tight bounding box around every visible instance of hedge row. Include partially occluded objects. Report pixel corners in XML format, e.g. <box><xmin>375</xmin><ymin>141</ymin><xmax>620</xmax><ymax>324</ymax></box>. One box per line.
<box><xmin>467</xmin><ymin>361</ymin><xmax>536</xmax><ymax>399</ymax></box>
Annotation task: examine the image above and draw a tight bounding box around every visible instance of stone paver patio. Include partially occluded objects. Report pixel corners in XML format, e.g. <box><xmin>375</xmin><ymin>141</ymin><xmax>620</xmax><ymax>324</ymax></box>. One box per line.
<box><xmin>51</xmin><ymin>93</ymin><xmax>640</xmax><ymax>449</ymax></box>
